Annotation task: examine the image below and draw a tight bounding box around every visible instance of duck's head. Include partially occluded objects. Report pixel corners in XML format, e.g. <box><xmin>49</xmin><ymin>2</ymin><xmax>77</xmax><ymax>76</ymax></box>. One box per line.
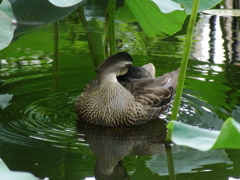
<box><xmin>97</xmin><ymin>52</ymin><xmax>133</xmax><ymax>84</ymax></box>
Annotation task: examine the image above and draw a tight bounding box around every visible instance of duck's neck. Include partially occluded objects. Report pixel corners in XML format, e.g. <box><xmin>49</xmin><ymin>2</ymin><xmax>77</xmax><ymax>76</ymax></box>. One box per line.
<box><xmin>98</xmin><ymin>73</ymin><xmax>119</xmax><ymax>88</ymax></box>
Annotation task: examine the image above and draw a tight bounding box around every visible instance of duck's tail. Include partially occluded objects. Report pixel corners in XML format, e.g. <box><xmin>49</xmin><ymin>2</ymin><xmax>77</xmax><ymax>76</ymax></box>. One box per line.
<box><xmin>161</xmin><ymin>68</ymin><xmax>179</xmax><ymax>89</ymax></box>
<box><xmin>142</xmin><ymin>63</ymin><xmax>155</xmax><ymax>78</ymax></box>
<box><xmin>153</xmin><ymin>68</ymin><xmax>179</xmax><ymax>91</ymax></box>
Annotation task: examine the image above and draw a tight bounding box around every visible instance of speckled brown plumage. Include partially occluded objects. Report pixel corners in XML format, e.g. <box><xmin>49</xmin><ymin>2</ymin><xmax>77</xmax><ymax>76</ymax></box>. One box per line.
<box><xmin>75</xmin><ymin>52</ymin><xmax>179</xmax><ymax>127</ymax></box>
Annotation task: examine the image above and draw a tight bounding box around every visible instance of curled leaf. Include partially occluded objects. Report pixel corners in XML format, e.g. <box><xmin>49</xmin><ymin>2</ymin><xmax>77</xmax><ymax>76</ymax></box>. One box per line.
<box><xmin>0</xmin><ymin>0</ymin><xmax>15</xmax><ymax>50</ymax></box>
<box><xmin>167</xmin><ymin>117</ymin><xmax>240</xmax><ymax>151</ymax></box>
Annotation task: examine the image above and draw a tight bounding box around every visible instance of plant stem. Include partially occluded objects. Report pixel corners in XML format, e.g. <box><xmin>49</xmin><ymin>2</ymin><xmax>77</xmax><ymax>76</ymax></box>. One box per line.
<box><xmin>104</xmin><ymin>0</ymin><xmax>116</xmax><ymax>57</ymax></box>
<box><xmin>166</xmin><ymin>0</ymin><xmax>200</xmax><ymax>142</ymax></box>
<box><xmin>53</xmin><ymin>21</ymin><xmax>59</xmax><ymax>85</ymax></box>
<box><xmin>78</xmin><ymin>6</ymin><xmax>102</xmax><ymax>67</ymax></box>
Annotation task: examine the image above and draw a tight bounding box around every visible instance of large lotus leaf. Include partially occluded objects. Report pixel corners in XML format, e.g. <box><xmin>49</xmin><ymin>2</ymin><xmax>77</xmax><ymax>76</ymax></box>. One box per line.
<box><xmin>167</xmin><ymin>117</ymin><xmax>240</xmax><ymax>151</ymax></box>
<box><xmin>48</xmin><ymin>0</ymin><xmax>86</xmax><ymax>7</ymax></box>
<box><xmin>0</xmin><ymin>159</ymin><xmax>37</xmax><ymax>180</ymax></box>
<box><xmin>126</xmin><ymin>0</ymin><xmax>186</xmax><ymax>36</ymax></box>
<box><xmin>172</xmin><ymin>0</ymin><xmax>222</xmax><ymax>14</ymax></box>
<box><xmin>116</xmin><ymin>4</ymin><xmax>136</xmax><ymax>22</ymax></box>
<box><xmin>151</xmin><ymin>0</ymin><xmax>184</xmax><ymax>13</ymax></box>
<box><xmin>0</xmin><ymin>0</ymin><xmax>15</xmax><ymax>50</ymax></box>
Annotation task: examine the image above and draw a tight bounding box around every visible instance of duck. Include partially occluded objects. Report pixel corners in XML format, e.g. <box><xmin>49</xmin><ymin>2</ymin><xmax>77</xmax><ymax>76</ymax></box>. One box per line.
<box><xmin>75</xmin><ymin>52</ymin><xmax>179</xmax><ymax>127</ymax></box>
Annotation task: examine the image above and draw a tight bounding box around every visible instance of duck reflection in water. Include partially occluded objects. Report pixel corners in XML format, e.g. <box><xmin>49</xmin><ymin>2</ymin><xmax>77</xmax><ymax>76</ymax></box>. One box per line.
<box><xmin>76</xmin><ymin>119</ymin><xmax>167</xmax><ymax>180</ymax></box>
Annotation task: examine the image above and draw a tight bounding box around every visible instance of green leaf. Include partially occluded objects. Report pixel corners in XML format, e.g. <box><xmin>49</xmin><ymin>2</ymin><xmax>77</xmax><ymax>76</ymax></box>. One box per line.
<box><xmin>0</xmin><ymin>94</ymin><xmax>13</xmax><ymax>109</ymax></box>
<box><xmin>0</xmin><ymin>159</ymin><xmax>9</xmax><ymax>173</ymax></box>
<box><xmin>167</xmin><ymin>117</ymin><xmax>240</xmax><ymax>151</ymax></box>
<box><xmin>116</xmin><ymin>4</ymin><xmax>136</xmax><ymax>22</ymax></box>
<box><xmin>151</xmin><ymin>0</ymin><xmax>184</xmax><ymax>13</ymax></box>
<box><xmin>0</xmin><ymin>0</ymin><xmax>15</xmax><ymax>50</ymax></box>
<box><xmin>0</xmin><ymin>159</ymin><xmax>37</xmax><ymax>180</ymax></box>
<box><xmin>48</xmin><ymin>0</ymin><xmax>85</xmax><ymax>7</ymax></box>
<box><xmin>126</xmin><ymin>0</ymin><xmax>187</xmax><ymax>36</ymax></box>
<box><xmin>172</xmin><ymin>0</ymin><xmax>222</xmax><ymax>14</ymax></box>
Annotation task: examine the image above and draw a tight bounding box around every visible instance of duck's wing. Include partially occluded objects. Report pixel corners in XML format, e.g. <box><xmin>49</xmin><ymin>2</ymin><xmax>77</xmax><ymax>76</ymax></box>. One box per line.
<box><xmin>130</xmin><ymin>69</ymin><xmax>179</xmax><ymax>107</ymax></box>
<box><xmin>131</xmin><ymin>79</ymin><xmax>173</xmax><ymax>107</ymax></box>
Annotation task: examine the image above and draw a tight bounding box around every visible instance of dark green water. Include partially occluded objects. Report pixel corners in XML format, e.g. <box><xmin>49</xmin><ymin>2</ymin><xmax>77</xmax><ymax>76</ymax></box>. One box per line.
<box><xmin>1</xmin><ymin>1</ymin><xmax>240</xmax><ymax>180</ymax></box>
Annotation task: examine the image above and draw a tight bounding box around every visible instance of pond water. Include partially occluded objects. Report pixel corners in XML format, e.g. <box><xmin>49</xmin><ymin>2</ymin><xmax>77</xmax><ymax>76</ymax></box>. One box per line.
<box><xmin>1</xmin><ymin>1</ymin><xmax>240</xmax><ymax>180</ymax></box>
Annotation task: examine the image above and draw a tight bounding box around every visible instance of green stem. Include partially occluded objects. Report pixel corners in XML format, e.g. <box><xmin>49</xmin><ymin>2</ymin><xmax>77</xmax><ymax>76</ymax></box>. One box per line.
<box><xmin>166</xmin><ymin>0</ymin><xmax>200</xmax><ymax>142</ymax></box>
<box><xmin>78</xmin><ymin>6</ymin><xmax>102</xmax><ymax>67</ymax></box>
<box><xmin>53</xmin><ymin>21</ymin><xmax>59</xmax><ymax>86</ymax></box>
<box><xmin>104</xmin><ymin>0</ymin><xmax>116</xmax><ymax>57</ymax></box>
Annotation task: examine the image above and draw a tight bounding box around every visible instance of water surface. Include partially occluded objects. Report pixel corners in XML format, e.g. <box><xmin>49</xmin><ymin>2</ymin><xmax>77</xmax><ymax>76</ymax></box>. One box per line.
<box><xmin>1</xmin><ymin>1</ymin><xmax>240</xmax><ymax>180</ymax></box>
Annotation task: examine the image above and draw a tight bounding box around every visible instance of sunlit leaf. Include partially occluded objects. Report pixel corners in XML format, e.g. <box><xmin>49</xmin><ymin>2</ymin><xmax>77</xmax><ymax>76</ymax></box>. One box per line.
<box><xmin>0</xmin><ymin>159</ymin><xmax>9</xmax><ymax>172</ymax></box>
<box><xmin>0</xmin><ymin>94</ymin><xmax>13</xmax><ymax>109</ymax></box>
<box><xmin>48</xmin><ymin>0</ymin><xmax>86</xmax><ymax>7</ymax></box>
<box><xmin>203</xmin><ymin>9</ymin><xmax>240</xmax><ymax>16</ymax></box>
<box><xmin>0</xmin><ymin>159</ymin><xmax>37</xmax><ymax>180</ymax></box>
<box><xmin>172</xmin><ymin>0</ymin><xmax>222</xmax><ymax>14</ymax></box>
<box><xmin>167</xmin><ymin>117</ymin><xmax>240</xmax><ymax>151</ymax></box>
<box><xmin>0</xmin><ymin>0</ymin><xmax>15</xmax><ymax>50</ymax></box>
<box><xmin>126</xmin><ymin>0</ymin><xmax>187</xmax><ymax>36</ymax></box>
<box><xmin>151</xmin><ymin>0</ymin><xmax>184</xmax><ymax>13</ymax></box>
